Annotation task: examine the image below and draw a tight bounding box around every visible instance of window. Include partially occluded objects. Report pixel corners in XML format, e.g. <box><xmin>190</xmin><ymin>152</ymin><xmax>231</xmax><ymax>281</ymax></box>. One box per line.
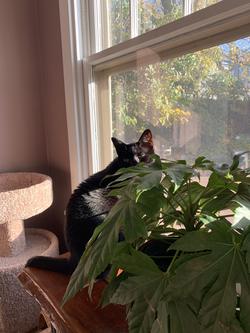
<box><xmin>110</xmin><ymin>37</ymin><xmax>250</xmax><ymax>166</ymax></box>
<box><xmin>64</xmin><ymin>0</ymin><xmax>250</xmax><ymax>177</ymax></box>
<box><xmin>105</xmin><ymin>0</ymin><xmax>221</xmax><ymax>49</ymax></box>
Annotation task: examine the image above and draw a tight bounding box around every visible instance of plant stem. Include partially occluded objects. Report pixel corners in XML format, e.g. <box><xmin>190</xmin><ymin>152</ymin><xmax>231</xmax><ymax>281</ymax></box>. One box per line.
<box><xmin>166</xmin><ymin>250</ymin><xmax>180</xmax><ymax>275</ymax></box>
<box><xmin>163</xmin><ymin>188</ymin><xmax>185</xmax><ymax>210</ymax></box>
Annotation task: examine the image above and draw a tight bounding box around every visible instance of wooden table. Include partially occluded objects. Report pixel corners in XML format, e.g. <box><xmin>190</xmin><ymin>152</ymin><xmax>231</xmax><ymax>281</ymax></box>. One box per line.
<box><xmin>18</xmin><ymin>266</ymin><xmax>128</xmax><ymax>333</ymax></box>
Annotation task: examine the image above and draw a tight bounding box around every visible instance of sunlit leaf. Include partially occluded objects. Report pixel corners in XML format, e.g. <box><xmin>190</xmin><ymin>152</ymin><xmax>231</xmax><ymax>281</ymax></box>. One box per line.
<box><xmin>201</xmin><ymin>189</ymin><xmax>235</xmax><ymax>213</ymax></box>
<box><xmin>164</xmin><ymin>163</ymin><xmax>194</xmax><ymax>188</ymax></box>
<box><xmin>233</xmin><ymin>206</ymin><xmax>250</xmax><ymax>230</ymax></box>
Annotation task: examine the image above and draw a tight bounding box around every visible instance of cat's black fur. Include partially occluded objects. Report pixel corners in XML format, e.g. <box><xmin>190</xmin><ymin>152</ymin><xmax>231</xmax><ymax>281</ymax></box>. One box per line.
<box><xmin>26</xmin><ymin>129</ymin><xmax>154</xmax><ymax>274</ymax></box>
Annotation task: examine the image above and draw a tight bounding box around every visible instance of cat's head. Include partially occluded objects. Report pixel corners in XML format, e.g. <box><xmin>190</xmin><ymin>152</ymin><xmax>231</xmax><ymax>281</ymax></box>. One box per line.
<box><xmin>111</xmin><ymin>129</ymin><xmax>154</xmax><ymax>167</ymax></box>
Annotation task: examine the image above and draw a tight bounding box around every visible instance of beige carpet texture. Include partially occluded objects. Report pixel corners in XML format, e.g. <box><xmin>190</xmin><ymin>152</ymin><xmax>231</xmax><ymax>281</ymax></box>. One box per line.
<box><xmin>0</xmin><ymin>173</ymin><xmax>59</xmax><ymax>333</ymax></box>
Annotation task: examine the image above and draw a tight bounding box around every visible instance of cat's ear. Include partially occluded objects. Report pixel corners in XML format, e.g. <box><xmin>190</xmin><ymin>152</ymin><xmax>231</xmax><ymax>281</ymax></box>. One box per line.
<box><xmin>111</xmin><ymin>137</ymin><xmax>126</xmax><ymax>155</ymax></box>
<box><xmin>138</xmin><ymin>129</ymin><xmax>154</xmax><ymax>153</ymax></box>
<box><xmin>138</xmin><ymin>129</ymin><xmax>153</xmax><ymax>145</ymax></box>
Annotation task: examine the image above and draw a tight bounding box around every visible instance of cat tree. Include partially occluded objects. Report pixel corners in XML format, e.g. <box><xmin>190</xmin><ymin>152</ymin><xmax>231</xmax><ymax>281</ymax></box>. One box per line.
<box><xmin>0</xmin><ymin>172</ymin><xmax>59</xmax><ymax>333</ymax></box>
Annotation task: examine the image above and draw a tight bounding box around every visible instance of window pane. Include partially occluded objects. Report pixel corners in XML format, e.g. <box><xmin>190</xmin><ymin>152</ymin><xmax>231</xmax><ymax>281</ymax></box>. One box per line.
<box><xmin>107</xmin><ymin>0</ymin><xmax>221</xmax><ymax>48</ymax></box>
<box><xmin>108</xmin><ymin>0</ymin><xmax>131</xmax><ymax>46</ymax></box>
<box><xmin>110</xmin><ymin>37</ymin><xmax>250</xmax><ymax>166</ymax></box>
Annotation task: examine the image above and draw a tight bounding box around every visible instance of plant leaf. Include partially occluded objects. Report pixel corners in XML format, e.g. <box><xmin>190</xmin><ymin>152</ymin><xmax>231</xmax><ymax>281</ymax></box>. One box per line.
<box><xmin>207</xmin><ymin>172</ymin><xmax>230</xmax><ymax>189</ymax></box>
<box><xmin>230</xmin><ymin>151</ymin><xmax>250</xmax><ymax>171</ymax></box>
<box><xmin>241</xmin><ymin>231</ymin><xmax>250</xmax><ymax>273</ymax></box>
<box><xmin>137</xmin><ymin>186</ymin><xmax>165</xmax><ymax>217</ymax></box>
<box><xmin>123</xmin><ymin>201</ymin><xmax>147</xmax><ymax>242</ymax></box>
<box><xmin>169</xmin><ymin>230</ymin><xmax>211</xmax><ymax>252</ymax></box>
<box><xmin>151</xmin><ymin>301</ymin><xmax>169</xmax><ymax>333</ymax></box>
<box><xmin>164</xmin><ymin>163</ymin><xmax>194</xmax><ymax>188</ymax></box>
<box><xmin>168</xmin><ymin>301</ymin><xmax>202</xmax><ymax>333</ymax></box>
<box><xmin>201</xmin><ymin>189</ymin><xmax>235</xmax><ymax>214</ymax></box>
<box><xmin>62</xmin><ymin>216</ymin><xmax>120</xmax><ymax>305</ymax></box>
<box><xmin>61</xmin><ymin>245</ymin><xmax>90</xmax><ymax>306</ymax></box>
<box><xmin>233</xmin><ymin>206</ymin><xmax>250</xmax><ymax>230</ymax></box>
<box><xmin>167</xmin><ymin>222</ymin><xmax>250</xmax><ymax>333</ymax></box>
<box><xmin>236</xmin><ymin>183</ymin><xmax>250</xmax><ymax>202</ymax></box>
<box><xmin>101</xmin><ymin>272</ymin><xmax>129</xmax><ymax>307</ymax></box>
<box><xmin>112</xmin><ymin>248</ymin><xmax>161</xmax><ymax>276</ymax></box>
<box><xmin>136</xmin><ymin>170</ymin><xmax>162</xmax><ymax>195</ymax></box>
<box><xmin>111</xmin><ymin>274</ymin><xmax>168</xmax><ymax>333</ymax></box>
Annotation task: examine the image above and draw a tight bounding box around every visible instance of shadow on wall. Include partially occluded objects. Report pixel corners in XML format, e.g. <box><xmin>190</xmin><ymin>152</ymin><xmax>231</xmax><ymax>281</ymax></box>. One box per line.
<box><xmin>25</xmin><ymin>167</ymin><xmax>72</xmax><ymax>252</ymax></box>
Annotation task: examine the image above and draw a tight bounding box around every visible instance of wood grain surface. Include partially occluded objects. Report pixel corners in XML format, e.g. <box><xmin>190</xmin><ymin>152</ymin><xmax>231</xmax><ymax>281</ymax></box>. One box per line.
<box><xmin>18</xmin><ymin>262</ymin><xmax>128</xmax><ymax>333</ymax></box>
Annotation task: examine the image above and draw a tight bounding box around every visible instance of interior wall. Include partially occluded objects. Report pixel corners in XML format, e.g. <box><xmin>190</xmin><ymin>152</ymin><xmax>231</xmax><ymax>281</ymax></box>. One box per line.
<box><xmin>33</xmin><ymin>0</ymin><xmax>72</xmax><ymax>248</ymax></box>
<box><xmin>0</xmin><ymin>0</ymin><xmax>47</xmax><ymax>173</ymax></box>
<box><xmin>0</xmin><ymin>0</ymin><xmax>72</xmax><ymax>249</ymax></box>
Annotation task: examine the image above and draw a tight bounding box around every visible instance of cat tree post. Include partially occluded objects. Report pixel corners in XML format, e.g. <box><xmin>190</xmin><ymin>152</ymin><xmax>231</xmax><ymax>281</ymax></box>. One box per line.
<box><xmin>0</xmin><ymin>220</ymin><xmax>26</xmax><ymax>256</ymax></box>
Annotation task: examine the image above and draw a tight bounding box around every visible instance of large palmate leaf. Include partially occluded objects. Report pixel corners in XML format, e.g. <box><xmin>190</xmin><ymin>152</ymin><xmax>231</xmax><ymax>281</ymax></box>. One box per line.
<box><xmin>137</xmin><ymin>186</ymin><xmax>166</xmax><ymax>218</ymax></box>
<box><xmin>163</xmin><ymin>163</ymin><xmax>194</xmax><ymax>188</ymax></box>
<box><xmin>168</xmin><ymin>221</ymin><xmax>250</xmax><ymax>333</ymax></box>
<box><xmin>122</xmin><ymin>201</ymin><xmax>147</xmax><ymax>241</ymax></box>
<box><xmin>63</xmin><ymin>185</ymin><xmax>149</xmax><ymax>305</ymax></box>
<box><xmin>150</xmin><ymin>301</ymin><xmax>169</xmax><ymax>333</ymax></box>
<box><xmin>111</xmin><ymin>271</ymin><xmax>167</xmax><ymax>332</ymax></box>
<box><xmin>198</xmin><ymin>260</ymin><xmax>245</xmax><ymax>333</ymax></box>
<box><xmin>112</xmin><ymin>248</ymin><xmax>162</xmax><ymax>276</ymax></box>
<box><xmin>110</xmin><ymin>249</ymin><xmax>168</xmax><ymax>333</ymax></box>
<box><xmin>241</xmin><ymin>232</ymin><xmax>250</xmax><ymax>273</ymax></box>
<box><xmin>201</xmin><ymin>188</ymin><xmax>235</xmax><ymax>214</ymax></box>
<box><xmin>112</xmin><ymin>170</ymin><xmax>163</xmax><ymax>204</ymax></box>
<box><xmin>109</xmin><ymin>155</ymin><xmax>162</xmax><ymax>183</ymax></box>
<box><xmin>151</xmin><ymin>300</ymin><xmax>202</xmax><ymax>333</ymax></box>
<box><xmin>100</xmin><ymin>272</ymin><xmax>129</xmax><ymax>307</ymax></box>
<box><xmin>136</xmin><ymin>170</ymin><xmax>162</xmax><ymax>195</ymax></box>
<box><xmin>127</xmin><ymin>288</ymin><xmax>163</xmax><ymax>333</ymax></box>
<box><xmin>62</xmin><ymin>215</ymin><xmax>121</xmax><ymax>305</ymax></box>
<box><xmin>206</xmin><ymin>172</ymin><xmax>230</xmax><ymax>189</ymax></box>
<box><xmin>110</xmin><ymin>249</ymin><xmax>203</xmax><ymax>333</ymax></box>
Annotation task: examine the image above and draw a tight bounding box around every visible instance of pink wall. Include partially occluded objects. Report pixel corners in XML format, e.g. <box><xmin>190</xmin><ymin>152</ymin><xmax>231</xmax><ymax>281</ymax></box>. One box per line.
<box><xmin>34</xmin><ymin>0</ymin><xmax>71</xmax><ymax>247</ymax></box>
<box><xmin>0</xmin><ymin>0</ymin><xmax>71</xmax><ymax>248</ymax></box>
<box><xmin>0</xmin><ymin>0</ymin><xmax>47</xmax><ymax>173</ymax></box>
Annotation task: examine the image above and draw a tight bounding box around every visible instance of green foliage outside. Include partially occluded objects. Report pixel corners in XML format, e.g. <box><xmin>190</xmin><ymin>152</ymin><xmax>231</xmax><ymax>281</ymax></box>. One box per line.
<box><xmin>109</xmin><ymin>0</ymin><xmax>250</xmax><ymax>164</ymax></box>
<box><xmin>63</xmin><ymin>153</ymin><xmax>250</xmax><ymax>332</ymax></box>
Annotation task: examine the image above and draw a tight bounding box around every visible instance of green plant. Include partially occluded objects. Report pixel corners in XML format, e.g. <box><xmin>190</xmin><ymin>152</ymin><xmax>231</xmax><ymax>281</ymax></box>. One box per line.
<box><xmin>63</xmin><ymin>153</ymin><xmax>250</xmax><ymax>333</ymax></box>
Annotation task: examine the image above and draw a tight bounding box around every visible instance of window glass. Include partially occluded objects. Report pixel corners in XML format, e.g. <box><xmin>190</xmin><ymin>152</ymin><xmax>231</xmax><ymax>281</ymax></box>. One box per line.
<box><xmin>108</xmin><ymin>0</ymin><xmax>131</xmax><ymax>46</ymax></box>
<box><xmin>111</xmin><ymin>37</ymin><xmax>250</xmax><ymax>166</ymax></box>
<box><xmin>107</xmin><ymin>0</ymin><xmax>221</xmax><ymax>47</ymax></box>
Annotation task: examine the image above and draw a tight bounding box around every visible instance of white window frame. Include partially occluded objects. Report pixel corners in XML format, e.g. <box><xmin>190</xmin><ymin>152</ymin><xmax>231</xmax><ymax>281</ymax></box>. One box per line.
<box><xmin>59</xmin><ymin>0</ymin><xmax>250</xmax><ymax>184</ymax></box>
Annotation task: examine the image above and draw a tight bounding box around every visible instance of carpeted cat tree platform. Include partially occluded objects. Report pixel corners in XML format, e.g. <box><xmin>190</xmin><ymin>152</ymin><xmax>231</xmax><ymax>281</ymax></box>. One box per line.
<box><xmin>0</xmin><ymin>173</ymin><xmax>59</xmax><ymax>333</ymax></box>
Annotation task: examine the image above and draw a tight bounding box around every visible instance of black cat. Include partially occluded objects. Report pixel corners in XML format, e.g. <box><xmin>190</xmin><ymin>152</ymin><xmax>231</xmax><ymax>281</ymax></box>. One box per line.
<box><xmin>26</xmin><ymin>129</ymin><xmax>154</xmax><ymax>274</ymax></box>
